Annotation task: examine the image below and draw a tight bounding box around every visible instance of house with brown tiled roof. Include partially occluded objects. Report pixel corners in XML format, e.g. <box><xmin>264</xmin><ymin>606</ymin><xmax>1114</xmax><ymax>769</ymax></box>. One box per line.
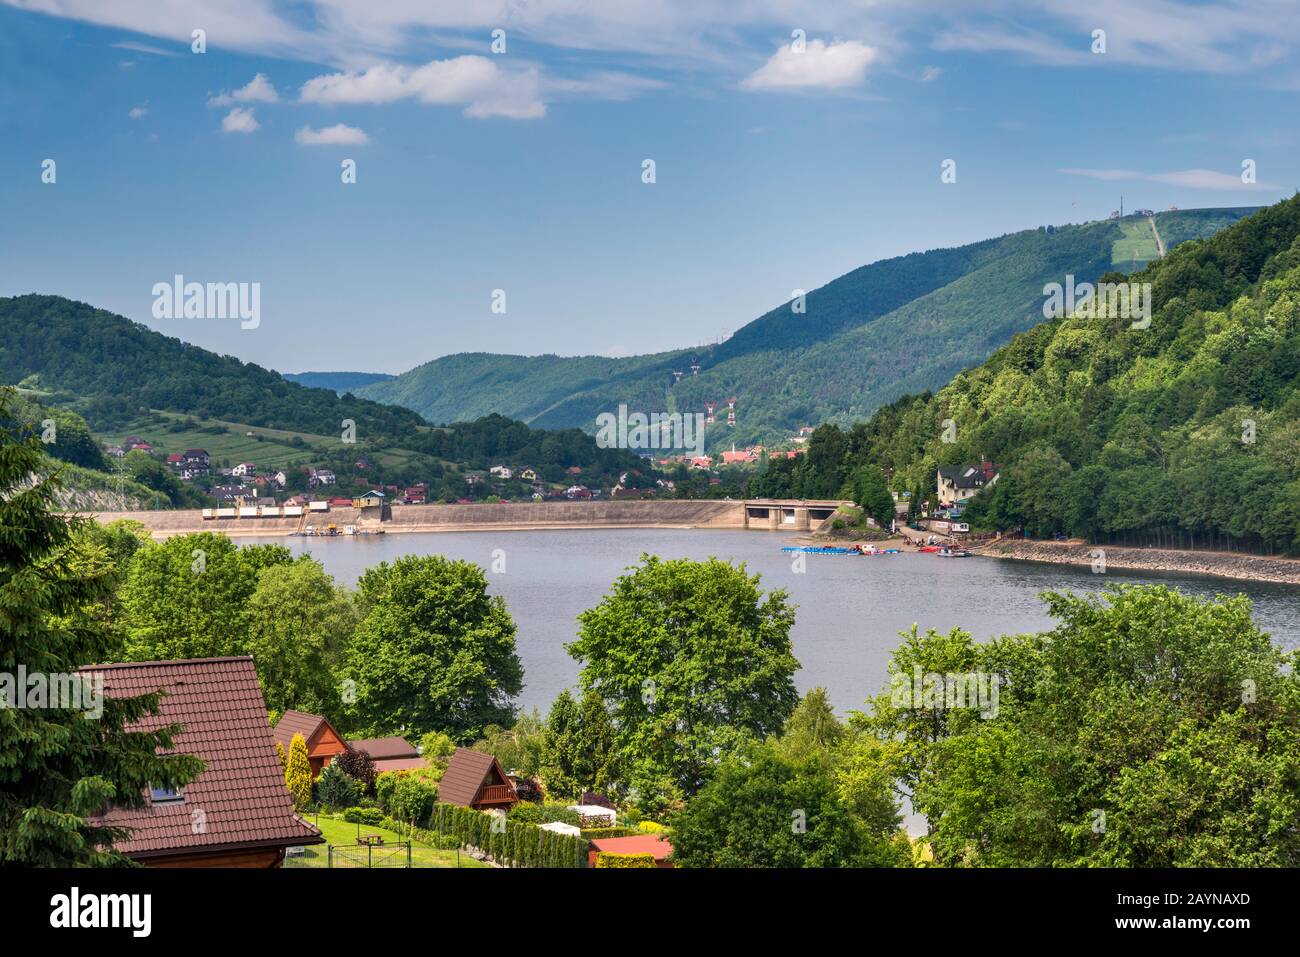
<box><xmin>272</xmin><ymin>710</ymin><xmax>349</xmax><ymax>778</ymax></box>
<box><xmin>350</xmin><ymin>735</ymin><xmax>424</xmax><ymax>774</ymax></box>
<box><xmin>81</xmin><ymin>657</ymin><xmax>322</xmax><ymax>867</ymax></box>
<box><xmin>437</xmin><ymin>748</ymin><xmax>518</xmax><ymax>811</ymax></box>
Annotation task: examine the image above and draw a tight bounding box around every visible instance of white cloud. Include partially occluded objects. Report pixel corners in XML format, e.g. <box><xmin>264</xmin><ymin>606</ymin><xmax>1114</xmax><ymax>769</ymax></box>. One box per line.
<box><xmin>128</xmin><ymin>105</ymin><xmax>147</xmax><ymax>119</ymax></box>
<box><xmin>221</xmin><ymin>107</ymin><xmax>260</xmax><ymax>134</ymax></box>
<box><xmin>208</xmin><ymin>73</ymin><xmax>280</xmax><ymax>107</ymax></box>
<box><xmin>300</xmin><ymin>56</ymin><xmax>545</xmax><ymax>119</ymax></box>
<box><xmin>741</xmin><ymin>39</ymin><xmax>877</xmax><ymax>91</ymax></box>
<box><xmin>295</xmin><ymin>123</ymin><xmax>370</xmax><ymax>145</ymax></box>
<box><xmin>919</xmin><ymin>65</ymin><xmax>942</xmax><ymax>82</ymax></box>
<box><xmin>112</xmin><ymin>40</ymin><xmax>180</xmax><ymax>57</ymax></box>
<box><xmin>1058</xmin><ymin>167</ymin><xmax>1276</xmax><ymax>190</ymax></box>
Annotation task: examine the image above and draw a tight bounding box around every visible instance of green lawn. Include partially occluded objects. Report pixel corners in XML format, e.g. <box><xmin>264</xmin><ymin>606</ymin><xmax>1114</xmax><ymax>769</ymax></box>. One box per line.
<box><xmin>287</xmin><ymin>814</ymin><xmax>489</xmax><ymax>869</ymax></box>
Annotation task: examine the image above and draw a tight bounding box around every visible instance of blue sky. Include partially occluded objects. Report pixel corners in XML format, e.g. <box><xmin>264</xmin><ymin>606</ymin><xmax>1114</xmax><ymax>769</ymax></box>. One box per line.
<box><xmin>1</xmin><ymin>0</ymin><xmax>1296</xmax><ymax>374</ymax></box>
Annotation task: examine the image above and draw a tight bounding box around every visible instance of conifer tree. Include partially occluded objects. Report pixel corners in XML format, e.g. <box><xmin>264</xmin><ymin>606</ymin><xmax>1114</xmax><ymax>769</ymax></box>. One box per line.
<box><xmin>0</xmin><ymin>388</ymin><xmax>202</xmax><ymax>865</ymax></box>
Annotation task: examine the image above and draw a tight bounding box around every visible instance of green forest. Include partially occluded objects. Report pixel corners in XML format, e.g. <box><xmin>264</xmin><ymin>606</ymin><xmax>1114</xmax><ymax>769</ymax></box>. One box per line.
<box><xmin>747</xmin><ymin>194</ymin><xmax>1300</xmax><ymax>554</ymax></box>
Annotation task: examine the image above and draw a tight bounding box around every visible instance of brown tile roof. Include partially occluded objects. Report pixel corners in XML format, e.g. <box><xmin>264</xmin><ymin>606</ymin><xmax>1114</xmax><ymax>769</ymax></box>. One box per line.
<box><xmin>81</xmin><ymin>657</ymin><xmax>322</xmax><ymax>859</ymax></box>
<box><xmin>437</xmin><ymin>748</ymin><xmax>514</xmax><ymax>807</ymax></box>
<box><xmin>272</xmin><ymin>709</ymin><xmax>328</xmax><ymax>754</ymax></box>
<box><xmin>350</xmin><ymin>736</ymin><xmax>418</xmax><ymax>760</ymax></box>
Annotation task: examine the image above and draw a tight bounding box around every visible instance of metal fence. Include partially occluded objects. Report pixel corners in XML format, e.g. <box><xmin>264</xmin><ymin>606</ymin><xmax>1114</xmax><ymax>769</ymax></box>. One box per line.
<box><xmin>327</xmin><ymin>841</ymin><xmax>412</xmax><ymax>868</ymax></box>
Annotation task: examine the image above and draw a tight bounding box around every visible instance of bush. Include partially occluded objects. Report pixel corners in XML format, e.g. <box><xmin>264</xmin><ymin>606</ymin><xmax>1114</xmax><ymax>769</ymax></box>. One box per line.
<box><xmin>416</xmin><ymin>803</ymin><xmax>589</xmax><ymax>868</ymax></box>
<box><xmin>387</xmin><ymin>774</ymin><xmax>437</xmax><ymax>824</ymax></box>
<box><xmin>317</xmin><ymin>761</ymin><xmax>360</xmax><ymax>809</ymax></box>
<box><xmin>580</xmin><ymin>827</ymin><xmax>639</xmax><ymax>840</ymax></box>
<box><xmin>595</xmin><ymin>853</ymin><xmax>656</xmax><ymax>868</ymax></box>
<box><xmin>342</xmin><ymin>806</ymin><xmax>384</xmax><ymax>825</ymax></box>
<box><xmin>637</xmin><ymin>821</ymin><xmax>666</xmax><ymax>834</ymax></box>
<box><xmin>334</xmin><ymin>748</ymin><xmax>378</xmax><ymax>794</ymax></box>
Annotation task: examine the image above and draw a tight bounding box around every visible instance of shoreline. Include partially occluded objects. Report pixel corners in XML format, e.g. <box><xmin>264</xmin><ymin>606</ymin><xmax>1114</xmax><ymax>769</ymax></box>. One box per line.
<box><xmin>976</xmin><ymin>538</ymin><xmax>1300</xmax><ymax>587</ymax></box>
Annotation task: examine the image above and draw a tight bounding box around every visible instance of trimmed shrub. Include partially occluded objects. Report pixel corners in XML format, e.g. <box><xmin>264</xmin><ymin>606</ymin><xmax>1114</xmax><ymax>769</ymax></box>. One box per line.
<box><xmin>342</xmin><ymin>806</ymin><xmax>385</xmax><ymax>825</ymax></box>
<box><xmin>509</xmin><ymin>803</ymin><xmax>581</xmax><ymax>827</ymax></box>
<box><xmin>595</xmin><ymin>853</ymin><xmax>656</xmax><ymax>868</ymax></box>
<box><xmin>637</xmin><ymin>821</ymin><xmax>666</xmax><ymax>834</ymax></box>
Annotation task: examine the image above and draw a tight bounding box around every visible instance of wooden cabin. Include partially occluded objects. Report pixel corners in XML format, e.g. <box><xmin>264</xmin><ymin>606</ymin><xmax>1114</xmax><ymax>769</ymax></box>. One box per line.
<box><xmin>272</xmin><ymin>710</ymin><xmax>349</xmax><ymax>778</ymax></box>
<box><xmin>437</xmin><ymin>748</ymin><xmax>519</xmax><ymax>811</ymax></box>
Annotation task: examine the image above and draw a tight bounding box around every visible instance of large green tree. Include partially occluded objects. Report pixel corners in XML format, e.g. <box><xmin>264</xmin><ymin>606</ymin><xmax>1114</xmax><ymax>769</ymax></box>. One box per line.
<box><xmin>862</xmin><ymin>585</ymin><xmax>1300</xmax><ymax>866</ymax></box>
<box><xmin>244</xmin><ymin>557</ymin><xmax>356</xmax><ymax>716</ymax></box>
<box><xmin>0</xmin><ymin>388</ymin><xmax>202</xmax><ymax>865</ymax></box>
<box><xmin>341</xmin><ymin>555</ymin><xmax>522</xmax><ymax>741</ymax></box>
<box><xmin>670</xmin><ymin>742</ymin><xmax>908</xmax><ymax>868</ymax></box>
<box><xmin>569</xmin><ymin>555</ymin><xmax>799</xmax><ymax>808</ymax></box>
<box><xmin>120</xmin><ymin>532</ymin><xmax>293</xmax><ymax>661</ymax></box>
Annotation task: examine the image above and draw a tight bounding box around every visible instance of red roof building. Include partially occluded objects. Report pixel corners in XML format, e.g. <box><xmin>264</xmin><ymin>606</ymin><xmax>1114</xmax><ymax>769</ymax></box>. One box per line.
<box><xmin>588</xmin><ymin>834</ymin><xmax>674</xmax><ymax>868</ymax></box>
<box><xmin>82</xmin><ymin>657</ymin><xmax>322</xmax><ymax>867</ymax></box>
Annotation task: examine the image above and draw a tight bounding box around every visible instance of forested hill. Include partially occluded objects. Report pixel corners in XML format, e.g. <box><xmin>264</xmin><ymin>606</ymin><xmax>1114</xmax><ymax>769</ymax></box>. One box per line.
<box><xmin>0</xmin><ymin>295</ymin><xmax>654</xmax><ymax>497</ymax></box>
<box><xmin>757</xmin><ymin>194</ymin><xmax>1300</xmax><ymax>555</ymax></box>
<box><xmin>356</xmin><ymin>207</ymin><xmax>1254</xmax><ymax>448</ymax></box>
<box><xmin>282</xmin><ymin>371</ymin><xmax>395</xmax><ymax>393</ymax></box>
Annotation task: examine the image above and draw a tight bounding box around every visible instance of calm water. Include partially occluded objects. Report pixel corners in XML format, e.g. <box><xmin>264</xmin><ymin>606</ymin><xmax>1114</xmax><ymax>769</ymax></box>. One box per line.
<box><xmin>246</xmin><ymin>528</ymin><xmax>1300</xmax><ymax>716</ymax></box>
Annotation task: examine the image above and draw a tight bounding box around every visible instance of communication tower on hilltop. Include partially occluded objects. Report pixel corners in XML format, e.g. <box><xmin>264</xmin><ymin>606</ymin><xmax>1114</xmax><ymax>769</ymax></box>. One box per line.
<box><xmin>672</xmin><ymin>370</ymin><xmax>683</xmax><ymax>383</ymax></box>
<box><xmin>726</xmin><ymin>397</ymin><xmax>737</xmax><ymax>427</ymax></box>
<box><xmin>705</xmin><ymin>402</ymin><xmax>716</xmax><ymax>424</ymax></box>
<box><xmin>690</xmin><ymin>361</ymin><xmax>701</xmax><ymax>375</ymax></box>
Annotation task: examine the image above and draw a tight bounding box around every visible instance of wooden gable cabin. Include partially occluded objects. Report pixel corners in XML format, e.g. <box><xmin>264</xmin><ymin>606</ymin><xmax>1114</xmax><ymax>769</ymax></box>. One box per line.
<box><xmin>81</xmin><ymin>657</ymin><xmax>323</xmax><ymax>867</ymax></box>
<box><xmin>272</xmin><ymin>710</ymin><xmax>349</xmax><ymax>778</ymax></box>
<box><xmin>438</xmin><ymin>748</ymin><xmax>519</xmax><ymax>811</ymax></box>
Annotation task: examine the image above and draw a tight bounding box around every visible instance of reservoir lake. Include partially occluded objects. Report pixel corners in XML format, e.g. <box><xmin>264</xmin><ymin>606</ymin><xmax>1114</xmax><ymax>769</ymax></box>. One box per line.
<box><xmin>247</xmin><ymin>528</ymin><xmax>1300</xmax><ymax>716</ymax></box>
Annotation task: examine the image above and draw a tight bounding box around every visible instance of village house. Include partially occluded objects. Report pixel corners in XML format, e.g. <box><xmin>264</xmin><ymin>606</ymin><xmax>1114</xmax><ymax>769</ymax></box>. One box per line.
<box><xmin>464</xmin><ymin>470</ymin><xmax>488</xmax><ymax>486</ymax></box>
<box><xmin>272</xmin><ymin>711</ymin><xmax>423</xmax><ymax>778</ymax></box>
<box><xmin>103</xmin><ymin>444</ymin><xmax>125</xmax><ymax>458</ymax></box>
<box><xmin>490</xmin><ymin>465</ymin><xmax>513</xmax><ymax>479</ymax></box>
<box><xmin>353</xmin><ymin>490</ymin><xmax>386</xmax><ymax>509</ymax></box>
<box><xmin>308</xmin><ymin>468</ymin><xmax>336</xmax><ymax>487</ymax></box>
<box><xmin>123</xmin><ymin>436</ymin><xmax>153</xmax><ymax>452</ymax></box>
<box><xmin>937</xmin><ymin>461</ymin><xmax>1000</xmax><ymax>506</ymax></box>
<box><xmin>232</xmin><ymin>462</ymin><xmax>256</xmax><ymax>478</ymax></box>
<box><xmin>518</xmin><ymin>467</ymin><xmax>537</xmax><ymax>481</ymax></box>
<box><xmin>437</xmin><ymin>749</ymin><xmax>518</xmax><ymax>812</ymax></box>
<box><xmin>403</xmin><ymin>485</ymin><xmax>427</xmax><ymax>504</ymax></box>
<box><xmin>83</xmin><ymin>657</ymin><xmax>323</xmax><ymax>867</ymax></box>
<box><xmin>565</xmin><ymin>485</ymin><xmax>592</xmax><ymax>500</ymax></box>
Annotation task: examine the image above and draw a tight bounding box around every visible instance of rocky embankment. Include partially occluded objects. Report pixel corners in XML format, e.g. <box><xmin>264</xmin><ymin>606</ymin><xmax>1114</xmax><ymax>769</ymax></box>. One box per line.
<box><xmin>979</xmin><ymin>538</ymin><xmax>1300</xmax><ymax>586</ymax></box>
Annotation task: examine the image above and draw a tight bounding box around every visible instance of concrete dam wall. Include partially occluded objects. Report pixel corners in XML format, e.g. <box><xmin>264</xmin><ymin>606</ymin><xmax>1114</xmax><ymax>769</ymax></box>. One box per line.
<box><xmin>83</xmin><ymin>499</ymin><xmax>848</xmax><ymax>539</ymax></box>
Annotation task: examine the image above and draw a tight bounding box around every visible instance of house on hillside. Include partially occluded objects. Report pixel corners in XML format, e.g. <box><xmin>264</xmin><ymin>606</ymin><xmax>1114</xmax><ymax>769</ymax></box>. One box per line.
<box><xmin>82</xmin><ymin>657</ymin><xmax>322</xmax><ymax>867</ymax></box>
<box><xmin>937</xmin><ymin>461</ymin><xmax>1000</xmax><ymax>506</ymax></box>
<box><xmin>437</xmin><ymin>748</ymin><xmax>518</xmax><ymax>812</ymax></box>
<box><xmin>353</xmin><ymin>490</ymin><xmax>385</xmax><ymax>509</ymax></box>
<box><xmin>490</xmin><ymin>465</ymin><xmax>513</xmax><ymax>479</ymax></box>
<box><xmin>565</xmin><ymin>485</ymin><xmax>592</xmax><ymax>500</ymax></box>
<box><xmin>272</xmin><ymin>710</ymin><xmax>349</xmax><ymax>778</ymax></box>
<box><xmin>232</xmin><ymin>462</ymin><xmax>256</xmax><ymax>478</ymax></box>
<box><xmin>123</xmin><ymin>436</ymin><xmax>153</xmax><ymax>452</ymax></box>
<box><xmin>403</xmin><ymin>485</ymin><xmax>427</xmax><ymax>504</ymax></box>
<box><xmin>519</xmin><ymin>468</ymin><xmax>537</xmax><ymax>482</ymax></box>
<box><xmin>308</xmin><ymin>468</ymin><xmax>336</xmax><ymax>487</ymax></box>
